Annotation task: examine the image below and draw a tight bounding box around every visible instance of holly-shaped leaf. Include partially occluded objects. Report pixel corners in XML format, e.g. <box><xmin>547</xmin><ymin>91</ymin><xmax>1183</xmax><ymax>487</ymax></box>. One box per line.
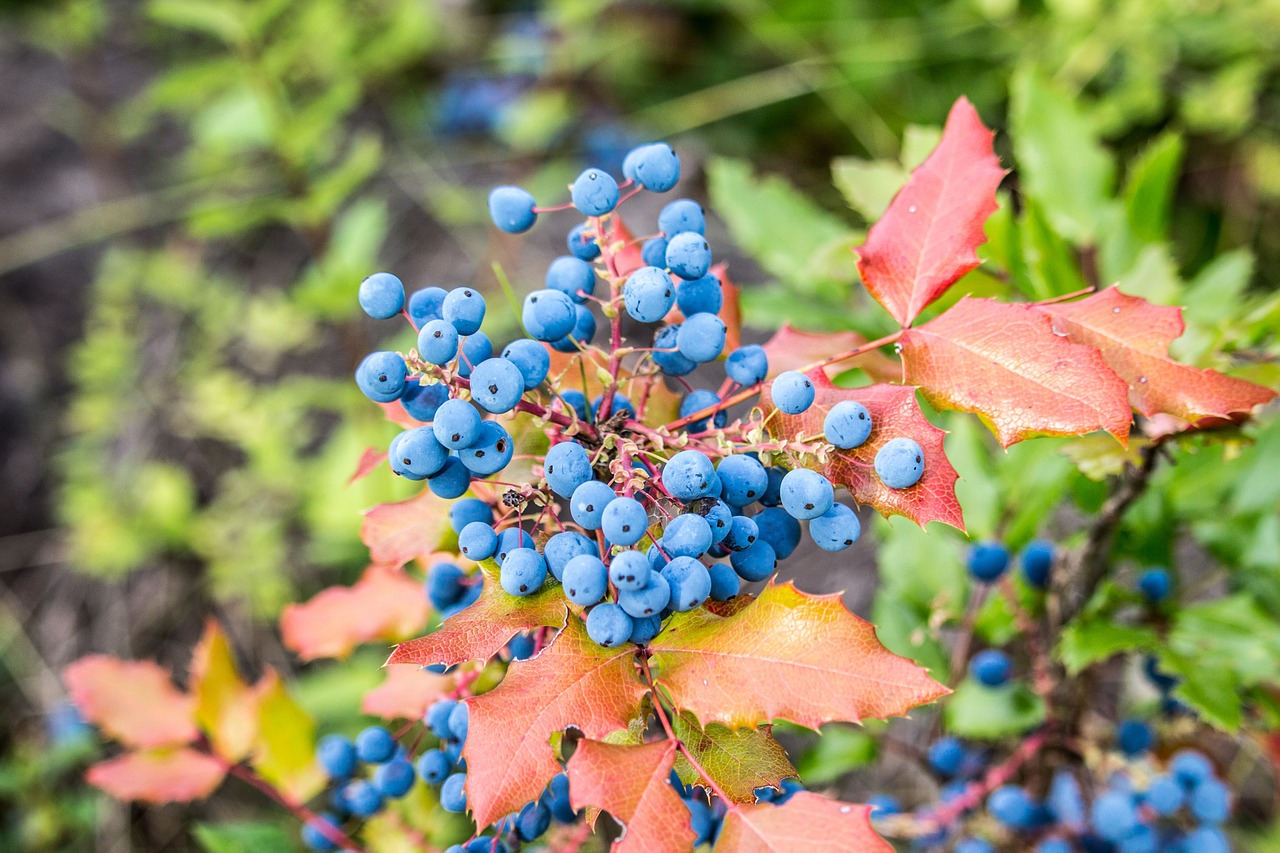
<box><xmin>900</xmin><ymin>298</ymin><xmax>1132</xmax><ymax>447</ymax></box>
<box><xmin>189</xmin><ymin>620</ymin><xmax>260</xmax><ymax>761</ymax></box>
<box><xmin>387</xmin><ymin>562</ymin><xmax>567</xmax><ymax>668</ymax></box>
<box><xmin>763</xmin><ymin>375</ymin><xmax>963</xmax><ymax>530</ymax></box>
<box><xmin>360</xmin><ymin>665</ymin><xmax>452</xmax><ymax>720</ymax></box>
<box><xmin>759</xmin><ymin>325</ymin><xmax>900</xmax><ymax>384</ymax></box>
<box><xmin>713</xmin><ymin>792</ymin><xmax>891</xmax><ymax>852</ymax></box>
<box><xmin>85</xmin><ymin>748</ymin><xmax>226</xmax><ymax>804</ymax></box>
<box><xmin>670</xmin><ymin>712</ymin><xmax>795</xmax><ymax>805</ymax></box>
<box><xmin>1038</xmin><ymin>286</ymin><xmax>1276</xmax><ymax>422</ymax></box>
<box><xmin>360</xmin><ymin>488</ymin><xmax>450</xmax><ymax>568</ymax></box>
<box><xmin>462</xmin><ymin>618</ymin><xmax>647</xmax><ymax>827</ymax></box>
<box><xmin>281</xmin><ymin>566</ymin><xmax>429</xmax><ymax>661</ymax></box>
<box><xmin>648</xmin><ymin>582</ymin><xmax>947</xmax><ymax>730</ymax></box>
<box><xmin>250</xmin><ymin>671</ymin><xmax>325</xmax><ymax>804</ymax></box>
<box><xmin>63</xmin><ymin>656</ymin><xmax>197</xmax><ymax>749</ymax></box>
<box><xmin>854</xmin><ymin>97</ymin><xmax>1005</xmax><ymax>327</ymax></box>
<box><xmin>566</xmin><ymin>739</ymin><xmax>697</xmax><ymax>853</ymax></box>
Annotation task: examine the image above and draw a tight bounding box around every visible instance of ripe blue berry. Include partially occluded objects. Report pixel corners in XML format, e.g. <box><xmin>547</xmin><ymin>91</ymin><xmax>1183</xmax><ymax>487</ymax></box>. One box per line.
<box><xmin>502</xmin><ymin>339</ymin><xmax>551</xmax><ymax>389</ymax></box>
<box><xmin>344</xmin><ymin>779</ymin><xmax>384</xmax><ymax>817</ymax></box>
<box><xmin>1138</xmin><ymin>567</ymin><xmax>1171</xmax><ymax>602</ymax></box>
<box><xmin>867</xmin><ymin>794</ymin><xmax>901</xmax><ymax>819</ymax></box>
<box><xmin>707</xmin><ymin>563</ymin><xmax>740</xmax><ymax>601</ymax></box>
<box><xmin>586</xmin><ymin>602</ymin><xmax>633</xmax><ymax>647</ymax></box>
<box><xmin>874</xmin><ymin>437</ymin><xmax>924</xmax><ymax>488</ymax></box>
<box><xmin>700</xmin><ymin>499</ymin><xmax>732</xmax><ymax>543</ymax></box>
<box><xmin>968</xmin><ymin>541</ymin><xmax>1010</xmax><ymax>582</ymax></box>
<box><xmin>1021</xmin><ymin>539</ymin><xmax>1055</xmax><ymax>588</ymax></box>
<box><xmin>609</xmin><ymin>550</ymin><xmax>651</xmax><ymax>592</ymax></box>
<box><xmin>517</xmin><ymin>800</ymin><xmax>552</xmax><ymax>842</ymax></box>
<box><xmin>810</xmin><ymin>502</ymin><xmax>860</xmax><ymax>551</ymax></box>
<box><xmin>630</xmin><ymin>143</ymin><xmax>680</xmax><ymax>192</ymax></box>
<box><xmin>459</xmin><ymin>420</ymin><xmax>513</xmax><ymax>476</ymax></box>
<box><xmin>623</xmin><ymin>266</ymin><xmax>676</xmax><ymax>323</ymax></box>
<box><xmin>455</xmin><ymin>331</ymin><xmax>493</xmax><ymax>378</ymax></box>
<box><xmin>780</xmin><ymin>469</ymin><xmax>834</xmax><ymax>520</ymax></box>
<box><xmin>652</xmin><ymin>324</ymin><xmax>696</xmax><ymax>376</ymax></box>
<box><xmin>448</xmin><ymin>702</ymin><xmax>468</xmax><ymax>743</ymax></box>
<box><xmin>545</xmin><ymin>531</ymin><xmax>599</xmax><ymax>581</ymax></box>
<box><xmin>956</xmin><ymin>840</ymin><xmax>994</xmax><ymax>853</ymax></box>
<box><xmin>722</xmin><ymin>515</ymin><xmax>758</xmax><ymax>552</ymax></box>
<box><xmin>824</xmin><ymin>401</ymin><xmax>873</xmax><ymax>449</ymax></box>
<box><xmin>458</xmin><ymin>522</ymin><xmax>498</xmax><ymax>561</ymax></box>
<box><xmin>545</xmin><ymin>441</ymin><xmax>593</xmax><ymax>498</ymax></box>
<box><xmin>928</xmin><ymin>737</ymin><xmax>966</xmax><ymax>776</ymax></box>
<box><xmin>433</xmin><ymin>399</ymin><xmax>483</xmax><ymax>450</ymax></box>
<box><xmin>641</xmin><ymin>236</ymin><xmax>669</xmax><ymax>267</ymax></box>
<box><xmin>301</xmin><ymin>813</ymin><xmax>342</xmax><ymax>851</ymax></box>
<box><xmin>753</xmin><ymin>507</ymin><xmax>801</xmax><ymax>558</ymax></box>
<box><xmin>601</xmin><ymin>497</ymin><xmax>648</xmax><ymax>546</ymax></box>
<box><xmin>495</xmin><ymin>528</ymin><xmax>535</xmax><ymax>565</ymax></box>
<box><xmin>489</xmin><ymin>186</ymin><xmax>537</xmax><ymax>233</ymax></box>
<box><xmin>545</xmin><ymin>256</ymin><xmax>596</xmax><ymax>303</ymax></box>
<box><xmin>629</xmin><ymin>614</ymin><xmax>663</xmax><ymax>644</ymax></box>
<box><xmin>374</xmin><ymin>759</ymin><xmax>416</xmax><ymax>798</ymax></box>
<box><xmin>1171</xmin><ymin>750</ymin><xmax>1214</xmax><ymax>787</ymax></box>
<box><xmin>970</xmin><ymin>649</ymin><xmax>1012</xmax><ymax>687</ymax></box>
<box><xmin>663</xmin><ymin>513</ymin><xmax>713</xmax><ymax>558</ymax></box>
<box><xmin>417</xmin><ymin>749</ymin><xmax>452</xmax><ymax>785</ymax></box>
<box><xmin>563</xmin><ymin>555</ymin><xmax>608</xmax><ymax>606</ymax></box>
<box><xmin>1184</xmin><ymin>828</ymin><xmax>1229</xmax><ymax>853</ymax></box>
<box><xmin>675</xmin><ymin>274</ymin><xmax>722</xmax><ymax>316</ymax></box>
<box><xmin>566</xmin><ymin>225</ymin><xmax>601</xmax><ymax>261</ymax></box>
<box><xmin>618</xmin><ymin>571</ymin><xmax>671</xmax><ymax>618</ymax></box>
<box><xmin>408</xmin><ymin>286</ymin><xmax>448</xmax><ymax>325</ymax></box>
<box><xmin>570</xmin><ymin>168</ymin><xmax>619</xmax><ymax>216</ymax></box>
<box><xmin>390</xmin><ymin>427</ymin><xmax>448</xmax><ymax>478</ymax></box>
<box><xmin>730</xmin><ymin>539</ymin><xmax>776</xmax><ymax>581</ymax></box>
<box><xmin>418</xmin><ymin>319</ymin><xmax>460</xmax><ymax>365</ymax></box>
<box><xmin>988</xmin><ymin>785</ymin><xmax>1037</xmax><ymax>829</ymax></box>
<box><xmin>428</xmin><ymin>457</ymin><xmax>471</xmax><ymax>498</ymax></box>
<box><xmin>356</xmin><ymin>726</ymin><xmax>396</xmax><ymax>763</ymax></box>
<box><xmin>359</xmin><ymin>272</ymin><xmax>406</xmax><ymax>319</ymax></box>
<box><xmin>665</xmin><ymin>231</ymin><xmax>711</xmax><ymax>280</ymax></box>
<box><xmin>679</xmin><ymin>389</ymin><xmax>725</xmax><ymax>432</ymax></box>
<box><xmin>771</xmin><ymin>371</ymin><xmax>815</xmax><ymax>414</ymax></box>
<box><xmin>1191</xmin><ymin>780</ymin><xmax>1231</xmax><ymax>824</ymax></box>
<box><xmin>659</xmin><ymin>198</ymin><xmax>705</xmax><ymax>235</ymax></box>
<box><xmin>662</xmin><ymin>450</ymin><xmax>715</xmax><ymax>501</ymax></box>
<box><xmin>1145</xmin><ymin>774</ymin><xmax>1184</xmax><ymax>815</ymax></box>
<box><xmin>500</xmin><ymin>548</ymin><xmax>546</xmax><ymax>596</ymax></box>
<box><xmin>401</xmin><ymin>380</ymin><xmax>450</xmax><ymax>422</ymax></box>
<box><xmin>440</xmin><ymin>773</ymin><xmax>467</xmax><ymax>812</ymax></box>
<box><xmin>442</xmin><ymin>287</ymin><xmax>486</xmax><ymax>335</ymax></box>
<box><xmin>355</xmin><ymin>351</ymin><xmax>408</xmax><ymax>403</ymax></box>
<box><xmin>552</xmin><ymin>304</ymin><xmax>597</xmax><ymax>352</ymax></box>
<box><xmin>725</xmin><ymin>345</ymin><xmax>768</xmax><ymax>386</ymax></box>
<box><xmin>426</xmin><ymin>562</ymin><xmax>467</xmax><ymax>610</ymax></box>
<box><xmin>522</xmin><ymin>289</ymin><xmax>577</xmax><ymax>342</ymax></box>
<box><xmin>425</xmin><ymin>699</ymin><xmax>457</xmax><ymax>738</ymax></box>
<box><xmin>662</xmin><ymin>556</ymin><xmax>711</xmax><ymax>611</ymax></box>
<box><xmin>1089</xmin><ymin>790</ymin><xmax>1137</xmax><ymax>842</ymax></box>
<box><xmin>469</xmin><ymin>357</ymin><xmax>525</xmax><ymax>413</ymax></box>
<box><xmin>676</xmin><ymin>312</ymin><xmax>726</xmax><ymax>363</ymax></box>
<box><xmin>1117</xmin><ymin>719</ymin><xmax>1153</xmax><ymax>756</ymax></box>
<box><xmin>317</xmin><ymin>734</ymin><xmax>357</xmax><ymax>779</ymax></box>
<box><xmin>571</xmin><ymin>480</ymin><xmax>615</xmax><ymax>529</ymax></box>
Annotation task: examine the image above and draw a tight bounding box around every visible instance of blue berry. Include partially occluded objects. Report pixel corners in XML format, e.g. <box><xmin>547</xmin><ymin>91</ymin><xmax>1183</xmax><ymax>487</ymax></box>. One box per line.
<box><xmin>661</xmin><ymin>556</ymin><xmax>711</xmax><ymax>611</ymax></box>
<box><xmin>988</xmin><ymin>785</ymin><xmax>1037</xmax><ymax>829</ymax></box>
<box><xmin>417</xmin><ymin>749</ymin><xmax>451</xmax><ymax>785</ymax></box>
<box><xmin>771</xmin><ymin>371</ymin><xmax>815</xmax><ymax>414</ymax></box>
<box><xmin>1117</xmin><ymin>719</ymin><xmax>1153</xmax><ymax>756</ymax></box>
<box><xmin>665</xmin><ymin>231</ymin><xmax>711</xmax><ymax>280</ymax></box>
<box><xmin>730</xmin><ymin>539</ymin><xmax>776</xmax><ymax>581</ymax></box>
<box><xmin>507</xmin><ymin>632</ymin><xmax>537</xmax><ymax>660</ymax></box>
<box><xmin>545</xmin><ymin>441</ymin><xmax>593</xmax><ymax>498</ymax></box>
<box><xmin>448</xmin><ymin>702</ymin><xmax>468</xmax><ymax>743</ymax></box>
<box><xmin>675</xmin><ymin>273</ymin><xmax>722</xmax><ymax>316</ymax></box>
<box><xmin>1144</xmin><ymin>774</ymin><xmax>1184</xmax><ymax>815</ymax></box>
<box><xmin>874</xmin><ymin>437</ymin><xmax>924</xmax><ymax>488</ymax></box>
<box><xmin>722</xmin><ymin>515</ymin><xmax>758</xmax><ymax>552</ymax></box>
<box><xmin>301</xmin><ymin>813</ymin><xmax>341</xmax><ymax>851</ymax></box>
<box><xmin>1171</xmin><ymin>750</ymin><xmax>1215</xmax><ymax>787</ymax></box>
<box><xmin>517</xmin><ymin>801</ymin><xmax>552</xmax><ymax>842</ymax></box>
<box><xmin>374</xmin><ymin>759</ymin><xmax>416</xmax><ymax>798</ymax></box>
<box><xmin>1037</xmin><ymin>842</ymin><xmax>1073</xmax><ymax>853</ymax></box>
<box><xmin>427</xmin><ymin>562</ymin><xmax>467</xmax><ymax>610</ymax></box>
<box><xmin>928</xmin><ymin>738</ymin><xmax>966</xmax><ymax>776</ymax></box>
<box><xmin>824</xmin><ymin>401</ymin><xmax>873</xmax><ymax>449</ymax></box>
<box><xmin>676</xmin><ymin>312</ymin><xmax>727</xmax><ymax>363</ymax></box>
<box><xmin>629</xmin><ymin>614</ymin><xmax>663</xmax><ymax>644</ymax></box>
<box><xmin>566</xmin><ymin>225</ymin><xmax>601</xmax><ymax>261</ymax></box>
<box><xmin>641</xmin><ymin>236</ymin><xmax>669</xmax><ymax>267</ymax></box>
<box><xmin>408</xmin><ymin>286</ymin><xmax>448</xmax><ymax>325</ymax></box>
<box><xmin>545</xmin><ymin>531</ymin><xmax>599</xmax><ymax>581</ymax></box>
<box><xmin>663</xmin><ymin>513</ymin><xmax>713</xmax><ymax>558</ymax></box>
<box><xmin>433</xmin><ymin>399</ymin><xmax>483</xmax><ymax>450</ymax></box>
<box><xmin>1048</xmin><ymin>769</ymin><xmax>1085</xmax><ymax>826</ymax></box>
<box><xmin>956</xmin><ymin>840</ymin><xmax>994</xmax><ymax>853</ymax></box>
<box><xmin>586</xmin><ymin>602</ymin><xmax>633</xmax><ymax>647</ymax></box>
<box><xmin>570</xmin><ymin>168</ymin><xmax>619</xmax><ymax>216</ymax></box>
<box><xmin>502</xmin><ymin>339</ymin><xmax>551</xmax><ymax>389</ymax></box>
<box><xmin>459</xmin><ymin>420</ymin><xmax>513</xmax><ymax>476</ymax></box>
<box><xmin>630</xmin><ymin>143</ymin><xmax>680</xmax><ymax>192</ymax></box>
<box><xmin>618</xmin><ymin>571</ymin><xmax>671</xmax><ymax>618</ymax></box>
<box><xmin>455</xmin><ymin>330</ymin><xmax>493</xmax><ymax>378</ymax></box>
<box><xmin>426</xmin><ymin>699</ymin><xmax>458</xmax><ymax>738</ymax></box>
<box><xmin>440</xmin><ymin>773</ymin><xmax>467</xmax><ymax>812</ymax></box>
<box><xmin>469</xmin><ymin>357</ymin><xmax>525</xmax><ymax>414</ymax></box>
<box><xmin>489</xmin><ymin>186</ymin><xmax>537</xmax><ymax>233</ymax></box>
<box><xmin>687</xmin><ymin>798</ymin><xmax>715</xmax><ymax>845</ymax></box>
<box><xmin>601</xmin><ymin>497</ymin><xmax>649</xmax><ymax>546</ymax></box>
<box><xmin>458</xmin><ymin>522</ymin><xmax>497</xmax><ymax>562</ymax></box>
<box><xmin>418</xmin><ymin>319</ymin><xmax>460</xmax><ymax>365</ymax></box>
<box><xmin>968</xmin><ymin>541</ymin><xmax>1010</xmax><ymax>582</ymax></box>
<box><xmin>707</xmin><ymin>563</ymin><xmax>740</xmax><ymax>601</ymax></box>
<box><xmin>753</xmin><ymin>507</ymin><xmax>801</xmax><ymax>558</ymax></box>
<box><xmin>317</xmin><ymin>735</ymin><xmax>357</xmax><ymax>779</ymax></box>
<box><xmin>500</xmin><ymin>548</ymin><xmax>546</xmax><ymax>596</ymax></box>
<box><xmin>659</xmin><ymin>198</ymin><xmax>705</xmax><ymax>235</ymax></box>
<box><xmin>355</xmin><ymin>726</ymin><xmax>396</xmax><ymax>763</ymax></box>
<box><xmin>610</xmin><ymin>550</ymin><xmax>651</xmax><ymax>592</ymax></box>
<box><xmin>1021</xmin><ymin>539</ymin><xmax>1055</xmax><ymax>588</ymax></box>
<box><xmin>546</xmin><ymin>256</ymin><xmax>596</xmax><ymax>304</ymax></box>
<box><xmin>390</xmin><ymin>427</ymin><xmax>448</xmax><ymax>478</ymax></box>
<box><xmin>401</xmin><ymin>380</ymin><xmax>450</xmax><ymax>422</ymax></box>
<box><xmin>679</xmin><ymin>389</ymin><xmax>725</xmax><ymax>432</ymax></box>
<box><xmin>522</xmin><ymin>289</ymin><xmax>577</xmax><ymax>342</ymax></box>
<box><xmin>1191</xmin><ymin>779</ymin><xmax>1231</xmax><ymax>824</ymax></box>
<box><xmin>445</xmin><ymin>493</ymin><xmax>488</xmax><ymax>528</ymax></box>
<box><xmin>428</xmin><ymin>457</ymin><xmax>471</xmax><ymax>498</ymax></box>
<box><xmin>344</xmin><ymin>779</ymin><xmax>384</xmax><ymax>816</ymax></box>
<box><xmin>725</xmin><ymin>345</ymin><xmax>768</xmax><ymax>386</ymax></box>
<box><xmin>552</xmin><ymin>303</ymin><xmax>597</xmax><ymax>352</ymax></box>
<box><xmin>662</xmin><ymin>450</ymin><xmax>715</xmax><ymax>501</ymax></box>
<box><xmin>623</xmin><ymin>266</ymin><xmax>676</xmax><ymax>323</ymax></box>
<box><xmin>1183</xmin><ymin>828</ymin><xmax>1230</xmax><ymax>853</ymax></box>
<box><xmin>780</xmin><ymin>469</ymin><xmax>834</xmax><ymax>520</ymax></box>
<box><xmin>1089</xmin><ymin>790</ymin><xmax>1137</xmax><ymax>842</ymax></box>
<box><xmin>563</xmin><ymin>555</ymin><xmax>608</xmax><ymax>606</ymax></box>
<box><xmin>1137</xmin><ymin>567</ymin><xmax>1171</xmax><ymax>602</ymax></box>
<box><xmin>971</xmin><ymin>649</ymin><xmax>1012</xmax><ymax>687</ymax></box>
<box><xmin>760</xmin><ymin>466</ymin><xmax>785</xmax><ymax>507</ymax></box>
<box><xmin>652</xmin><ymin>324</ymin><xmax>696</xmax><ymax>376</ymax></box>
<box><xmin>355</xmin><ymin>351</ymin><xmax>408</xmax><ymax>403</ymax></box>
<box><xmin>442</xmin><ymin>287</ymin><xmax>486</xmax><ymax>335</ymax></box>
<box><xmin>570</xmin><ymin>480</ymin><xmax>616</xmax><ymax>529</ymax></box>
<box><xmin>495</xmin><ymin>528</ymin><xmax>535</xmax><ymax>565</ymax></box>
<box><xmin>359</xmin><ymin>272</ymin><xmax>406</xmax><ymax>319</ymax></box>
<box><xmin>810</xmin><ymin>503</ymin><xmax>860</xmax><ymax>551</ymax></box>
<box><xmin>700</xmin><ymin>499</ymin><xmax>732</xmax><ymax>543</ymax></box>
<box><xmin>867</xmin><ymin>794</ymin><xmax>901</xmax><ymax>819</ymax></box>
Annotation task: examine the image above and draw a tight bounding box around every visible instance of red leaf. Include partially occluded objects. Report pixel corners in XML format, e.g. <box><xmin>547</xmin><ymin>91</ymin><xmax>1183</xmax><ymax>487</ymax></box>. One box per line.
<box><xmin>387</xmin><ymin>564</ymin><xmax>567</xmax><ymax>668</ymax></box>
<box><xmin>854</xmin><ymin>97</ymin><xmax>1005</xmax><ymax>327</ymax></box>
<box><xmin>714</xmin><ymin>792</ymin><xmax>892</xmax><ymax>852</ymax></box>
<box><xmin>1038</xmin><ymin>286</ymin><xmax>1276</xmax><ymax>422</ymax></box>
<box><xmin>360</xmin><ymin>665</ymin><xmax>452</xmax><ymax>720</ymax></box>
<box><xmin>85</xmin><ymin>748</ymin><xmax>226</xmax><ymax>804</ymax></box>
<box><xmin>648</xmin><ymin>582</ymin><xmax>948</xmax><ymax>730</ymax></box>
<box><xmin>900</xmin><ymin>298</ymin><xmax>1132</xmax><ymax>447</ymax></box>
<box><xmin>281</xmin><ymin>567</ymin><xmax>428</xmax><ymax>661</ymax></box>
<box><xmin>759</xmin><ymin>325</ymin><xmax>900</xmax><ymax>384</ymax></box>
<box><xmin>566</xmin><ymin>739</ymin><xmax>697</xmax><ymax>853</ymax></box>
<box><xmin>361</xmin><ymin>488</ymin><xmax>450</xmax><ymax>568</ymax></box>
<box><xmin>762</xmin><ymin>375</ymin><xmax>963</xmax><ymax>530</ymax></box>
<box><xmin>462</xmin><ymin>618</ymin><xmax>647</xmax><ymax>827</ymax></box>
<box><xmin>349</xmin><ymin>447</ymin><xmax>388</xmax><ymax>485</ymax></box>
<box><xmin>376</xmin><ymin>400</ymin><xmax>420</xmax><ymax>430</ymax></box>
<box><xmin>63</xmin><ymin>656</ymin><xmax>196</xmax><ymax>749</ymax></box>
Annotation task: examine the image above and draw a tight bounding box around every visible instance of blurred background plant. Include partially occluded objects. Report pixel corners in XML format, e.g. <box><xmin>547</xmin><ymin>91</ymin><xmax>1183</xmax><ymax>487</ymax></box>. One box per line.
<box><xmin>1</xmin><ymin>0</ymin><xmax>1278</xmax><ymax>849</ymax></box>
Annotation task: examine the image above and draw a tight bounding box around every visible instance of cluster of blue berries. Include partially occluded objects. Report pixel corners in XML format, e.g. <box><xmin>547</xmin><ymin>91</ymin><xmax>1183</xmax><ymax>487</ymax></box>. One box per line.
<box><xmin>303</xmin><ymin>726</ymin><xmax>422</xmax><ymax>850</ymax></box>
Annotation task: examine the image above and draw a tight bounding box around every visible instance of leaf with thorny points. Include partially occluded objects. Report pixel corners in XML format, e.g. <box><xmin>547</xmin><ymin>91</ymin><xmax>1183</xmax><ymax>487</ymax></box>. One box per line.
<box><xmin>759</xmin><ymin>324</ymin><xmax>901</xmax><ymax>384</ymax></box>
<box><xmin>1038</xmin><ymin>286</ymin><xmax>1276</xmax><ymax>422</ymax></box>
<box><xmin>567</xmin><ymin>739</ymin><xmax>697</xmax><ymax>853</ymax></box>
<box><xmin>388</xmin><ymin>561</ymin><xmax>568</xmax><ymax>668</ymax></box>
<box><xmin>461</xmin><ymin>618</ymin><xmax>647</xmax><ymax>827</ymax></box>
<box><xmin>648</xmin><ymin>582</ymin><xmax>948</xmax><ymax>730</ymax></box>
<box><xmin>854</xmin><ymin>97</ymin><xmax>1006</xmax><ymax>328</ymax></box>
<box><xmin>762</xmin><ymin>375</ymin><xmax>963</xmax><ymax>531</ymax></box>
<box><xmin>360</xmin><ymin>665</ymin><xmax>453</xmax><ymax>720</ymax></box>
<box><xmin>713</xmin><ymin>792</ymin><xmax>892</xmax><ymax>852</ymax></box>
<box><xmin>85</xmin><ymin>747</ymin><xmax>226</xmax><ymax>804</ymax></box>
<box><xmin>670</xmin><ymin>711</ymin><xmax>795</xmax><ymax>805</ymax></box>
<box><xmin>360</xmin><ymin>488</ymin><xmax>450</xmax><ymax>568</ymax></box>
<box><xmin>281</xmin><ymin>566</ymin><xmax>429</xmax><ymax>662</ymax></box>
<box><xmin>63</xmin><ymin>656</ymin><xmax>197</xmax><ymax>749</ymax></box>
<box><xmin>900</xmin><ymin>297</ymin><xmax>1132</xmax><ymax>447</ymax></box>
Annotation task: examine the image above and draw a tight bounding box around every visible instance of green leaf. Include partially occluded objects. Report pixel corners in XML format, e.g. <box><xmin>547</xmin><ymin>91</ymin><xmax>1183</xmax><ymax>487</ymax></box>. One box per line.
<box><xmin>194</xmin><ymin>821</ymin><xmax>296</xmax><ymax>853</ymax></box>
<box><xmin>670</xmin><ymin>711</ymin><xmax>795</xmax><ymax>804</ymax></box>
<box><xmin>870</xmin><ymin>594</ymin><xmax>950</xmax><ymax>683</ymax></box>
<box><xmin>794</xmin><ymin>724</ymin><xmax>877</xmax><ymax>786</ymax></box>
<box><xmin>148</xmin><ymin>0</ymin><xmax>246</xmax><ymax>44</ymax></box>
<box><xmin>1123</xmin><ymin>132</ymin><xmax>1184</xmax><ymax>244</ymax></box>
<box><xmin>250</xmin><ymin>673</ymin><xmax>325</xmax><ymax>803</ymax></box>
<box><xmin>943</xmin><ymin>680</ymin><xmax>1045</xmax><ymax>740</ymax></box>
<box><xmin>1010</xmin><ymin>68</ymin><xmax>1115</xmax><ymax>244</ymax></box>
<box><xmin>1056</xmin><ymin>620</ymin><xmax>1158</xmax><ymax>674</ymax></box>
<box><xmin>831</xmin><ymin>158</ymin><xmax>905</xmax><ymax>222</ymax></box>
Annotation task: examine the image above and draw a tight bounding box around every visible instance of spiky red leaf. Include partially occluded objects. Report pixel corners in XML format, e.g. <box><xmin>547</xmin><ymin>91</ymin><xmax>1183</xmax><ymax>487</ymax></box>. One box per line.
<box><xmin>86</xmin><ymin>748</ymin><xmax>226</xmax><ymax>804</ymax></box>
<box><xmin>63</xmin><ymin>656</ymin><xmax>196</xmax><ymax>749</ymax></box>
<box><xmin>360</xmin><ymin>488</ymin><xmax>450</xmax><ymax>567</ymax></box>
<box><xmin>714</xmin><ymin>792</ymin><xmax>891</xmax><ymax>852</ymax></box>
<box><xmin>281</xmin><ymin>567</ymin><xmax>428</xmax><ymax>661</ymax></box>
<box><xmin>361</xmin><ymin>665</ymin><xmax>453</xmax><ymax>720</ymax></box>
<box><xmin>567</xmin><ymin>739</ymin><xmax>698</xmax><ymax>853</ymax></box>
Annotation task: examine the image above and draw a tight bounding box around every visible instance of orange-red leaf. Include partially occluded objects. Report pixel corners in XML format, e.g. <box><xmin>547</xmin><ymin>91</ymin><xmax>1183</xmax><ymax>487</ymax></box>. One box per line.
<box><xmin>361</xmin><ymin>488</ymin><xmax>450</xmax><ymax>568</ymax></box>
<box><xmin>763</xmin><ymin>376</ymin><xmax>963</xmax><ymax>530</ymax></box>
<box><xmin>648</xmin><ymin>582</ymin><xmax>947</xmax><ymax>730</ymax></box>
<box><xmin>281</xmin><ymin>567</ymin><xmax>428</xmax><ymax>661</ymax></box>
<box><xmin>854</xmin><ymin>97</ymin><xmax>1005</xmax><ymax>327</ymax></box>
<box><xmin>63</xmin><ymin>656</ymin><xmax>196</xmax><ymax>749</ymax></box>
<box><xmin>349</xmin><ymin>447</ymin><xmax>388</xmax><ymax>485</ymax></box>
<box><xmin>361</xmin><ymin>665</ymin><xmax>453</xmax><ymax>720</ymax></box>
<box><xmin>1038</xmin><ymin>286</ymin><xmax>1276</xmax><ymax>422</ymax></box>
<box><xmin>85</xmin><ymin>748</ymin><xmax>226</xmax><ymax>804</ymax></box>
<box><xmin>462</xmin><ymin>618</ymin><xmax>647</xmax><ymax>827</ymax></box>
<box><xmin>387</xmin><ymin>565</ymin><xmax>567</xmax><ymax>668</ymax></box>
<box><xmin>759</xmin><ymin>325</ymin><xmax>900</xmax><ymax>384</ymax></box>
<box><xmin>900</xmin><ymin>298</ymin><xmax>1132</xmax><ymax>447</ymax></box>
<box><xmin>189</xmin><ymin>620</ymin><xmax>259</xmax><ymax>761</ymax></box>
<box><xmin>713</xmin><ymin>792</ymin><xmax>891</xmax><ymax>852</ymax></box>
<box><xmin>567</xmin><ymin>739</ymin><xmax>697</xmax><ymax>853</ymax></box>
